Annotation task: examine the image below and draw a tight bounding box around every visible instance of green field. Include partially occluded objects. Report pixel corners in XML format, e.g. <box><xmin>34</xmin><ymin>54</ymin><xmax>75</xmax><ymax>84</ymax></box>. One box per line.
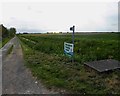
<box><xmin>18</xmin><ymin>33</ymin><xmax>120</xmax><ymax>94</ymax></box>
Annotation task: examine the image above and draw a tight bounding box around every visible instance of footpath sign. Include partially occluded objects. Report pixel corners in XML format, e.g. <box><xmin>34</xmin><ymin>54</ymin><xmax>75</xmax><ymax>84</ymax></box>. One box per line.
<box><xmin>64</xmin><ymin>25</ymin><xmax>75</xmax><ymax>62</ymax></box>
<box><xmin>64</xmin><ymin>42</ymin><xmax>74</xmax><ymax>57</ymax></box>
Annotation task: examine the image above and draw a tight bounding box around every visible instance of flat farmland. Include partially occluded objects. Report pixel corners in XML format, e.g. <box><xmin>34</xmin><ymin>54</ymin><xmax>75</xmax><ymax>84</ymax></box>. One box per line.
<box><xmin>18</xmin><ymin>32</ymin><xmax>120</xmax><ymax>94</ymax></box>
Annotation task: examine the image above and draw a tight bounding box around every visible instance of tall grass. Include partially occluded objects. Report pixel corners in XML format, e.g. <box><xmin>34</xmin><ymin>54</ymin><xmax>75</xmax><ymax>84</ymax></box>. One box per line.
<box><xmin>19</xmin><ymin>33</ymin><xmax>120</xmax><ymax>63</ymax></box>
<box><xmin>19</xmin><ymin>33</ymin><xmax>120</xmax><ymax>94</ymax></box>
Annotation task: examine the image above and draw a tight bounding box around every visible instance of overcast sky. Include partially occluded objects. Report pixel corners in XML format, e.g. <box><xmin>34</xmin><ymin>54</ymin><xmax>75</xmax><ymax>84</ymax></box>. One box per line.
<box><xmin>1</xmin><ymin>1</ymin><xmax>118</xmax><ymax>33</ymax></box>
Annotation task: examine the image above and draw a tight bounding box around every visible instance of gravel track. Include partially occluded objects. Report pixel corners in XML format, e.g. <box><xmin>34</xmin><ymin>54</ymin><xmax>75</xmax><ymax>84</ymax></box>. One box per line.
<box><xmin>2</xmin><ymin>36</ymin><xmax>57</xmax><ymax>94</ymax></box>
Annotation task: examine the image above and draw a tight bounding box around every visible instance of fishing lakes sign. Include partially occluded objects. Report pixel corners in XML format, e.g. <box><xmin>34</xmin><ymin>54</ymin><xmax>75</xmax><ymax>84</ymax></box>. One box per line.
<box><xmin>64</xmin><ymin>25</ymin><xmax>75</xmax><ymax>62</ymax></box>
<box><xmin>64</xmin><ymin>42</ymin><xmax>74</xmax><ymax>57</ymax></box>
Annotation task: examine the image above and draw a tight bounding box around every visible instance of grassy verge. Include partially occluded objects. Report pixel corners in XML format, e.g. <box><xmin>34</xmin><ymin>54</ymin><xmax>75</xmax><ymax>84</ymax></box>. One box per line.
<box><xmin>0</xmin><ymin>41</ymin><xmax>2</xmax><ymax>48</ymax></box>
<box><xmin>21</xmin><ymin>40</ymin><xmax>120</xmax><ymax>94</ymax></box>
<box><xmin>2</xmin><ymin>37</ymin><xmax>13</xmax><ymax>47</ymax></box>
<box><xmin>7</xmin><ymin>45</ymin><xmax>13</xmax><ymax>55</ymax></box>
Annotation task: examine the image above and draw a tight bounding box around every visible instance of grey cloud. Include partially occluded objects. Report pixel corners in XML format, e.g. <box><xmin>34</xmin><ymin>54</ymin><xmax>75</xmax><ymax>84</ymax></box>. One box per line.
<box><xmin>118</xmin><ymin>1</ymin><xmax>120</xmax><ymax>32</ymax></box>
<box><xmin>17</xmin><ymin>28</ymin><xmax>46</xmax><ymax>33</ymax></box>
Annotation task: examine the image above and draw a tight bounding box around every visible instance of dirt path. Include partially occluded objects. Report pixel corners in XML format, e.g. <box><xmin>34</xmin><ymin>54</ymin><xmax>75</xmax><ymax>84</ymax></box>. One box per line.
<box><xmin>2</xmin><ymin>36</ymin><xmax>57</xmax><ymax>94</ymax></box>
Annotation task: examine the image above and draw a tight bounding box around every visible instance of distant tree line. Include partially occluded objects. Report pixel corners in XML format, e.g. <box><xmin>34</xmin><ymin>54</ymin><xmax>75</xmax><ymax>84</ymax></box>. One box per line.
<box><xmin>0</xmin><ymin>24</ymin><xmax>16</xmax><ymax>38</ymax></box>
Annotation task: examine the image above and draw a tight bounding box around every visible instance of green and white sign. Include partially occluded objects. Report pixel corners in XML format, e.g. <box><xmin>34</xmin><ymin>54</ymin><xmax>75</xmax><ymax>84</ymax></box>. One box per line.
<box><xmin>64</xmin><ymin>42</ymin><xmax>74</xmax><ymax>57</ymax></box>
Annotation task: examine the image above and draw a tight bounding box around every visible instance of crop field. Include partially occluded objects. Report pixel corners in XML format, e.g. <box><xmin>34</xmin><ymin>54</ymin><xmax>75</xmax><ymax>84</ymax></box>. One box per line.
<box><xmin>18</xmin><ymin>33</ymin><xmax>120</xmax><ymax>94</ymax></box>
